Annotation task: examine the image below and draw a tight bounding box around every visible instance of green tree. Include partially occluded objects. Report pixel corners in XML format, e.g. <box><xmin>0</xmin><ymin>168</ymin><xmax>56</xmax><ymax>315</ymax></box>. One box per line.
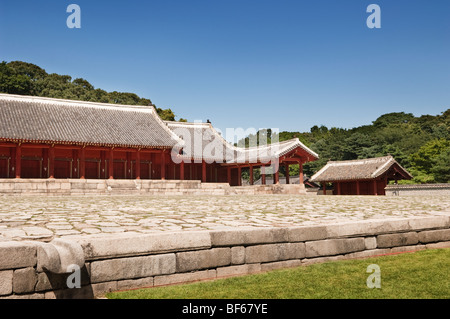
<box><xmin>431</xmin><ymin>148</ymin><xmax>450</xmax><ymax>183</ymax></box>
<box><xmin>372</xmin><ymin>112</ymin><xmax>415</xmax><ymax>128</ymax></box>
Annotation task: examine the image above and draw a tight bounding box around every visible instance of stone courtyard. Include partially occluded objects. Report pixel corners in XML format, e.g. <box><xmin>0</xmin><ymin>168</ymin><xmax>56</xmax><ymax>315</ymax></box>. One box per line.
<box><xmin>1</xmin><ymin>194</ymin><xmax>449</xmax><ymax>242</ymax></box>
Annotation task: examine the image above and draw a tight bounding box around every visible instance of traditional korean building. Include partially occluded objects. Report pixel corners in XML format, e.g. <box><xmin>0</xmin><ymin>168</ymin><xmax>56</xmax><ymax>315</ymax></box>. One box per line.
<box><xmin>310</xmin><ymin>155</ymin><xmax>413</xmax><ymax>195</ymax></box>
<box><xmin>0</xmin><ymin>93</ymin><xmax>319</xmax><ymax>184</ymax></box>
<box><xmin>165</xmin><ymin>121</ymin><xmax>319</xmax><ymax>186</ymax></box>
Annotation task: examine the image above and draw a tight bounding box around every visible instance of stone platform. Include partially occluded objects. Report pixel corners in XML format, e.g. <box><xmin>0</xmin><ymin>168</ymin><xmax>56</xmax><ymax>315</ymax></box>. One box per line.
<box><xmin>0</xmin><ymin>178</ymin><xmax>305</xmax><ymax>196</ymax></box>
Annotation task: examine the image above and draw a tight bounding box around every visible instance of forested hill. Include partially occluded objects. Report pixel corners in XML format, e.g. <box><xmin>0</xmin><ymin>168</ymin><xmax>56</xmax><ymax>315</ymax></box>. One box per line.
<box><xmin>0</xmin><ymin>61</ymin><xmax>185</xmax><ymax>121</ymax></box>
<box><xmin>239</xmin><ymin>110</ymin><xmax>450</xmax><ymax>184</ymax></box>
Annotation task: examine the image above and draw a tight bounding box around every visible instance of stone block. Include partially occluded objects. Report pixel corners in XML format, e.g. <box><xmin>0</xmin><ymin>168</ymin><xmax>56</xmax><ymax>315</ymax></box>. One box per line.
<box><xmin>3</xmin><ymin>293</ymin><xmax>45</xmax><ymax>299</ymax></box>
<box><xmin>425</xmin><ymin>241</ymin><xmax>450</xmax><ymax>249</ymax></box>
<box><xmin>13</xmin><ymin>267</ymin><xmax>37</xmax><ymax>294</ymax></box>
<box><xmin>154</xmin><ymin>269</ymin><xmax>216</xmax><ymax>287</ymax></box>
<box><xmin>91</xmin><ymin>281</ymin><xmax>118</xmax><ymax>296</ymax></box>
<box><xmin>117</xmin><ymin>277</ymin><xmax>154</xmax><ymax>291</ymax></box>
<box><xmin>345</xmin><ymin>249</ymin><xmax>391</xmax><ymax>259</ymax></box>
<box><xmin>216</xmin><ymin>264</ymin><xmax>261</xmax><ymax>278</ymax></box>
<box><xmin>325</xmin><ymin>219</ymin><xmax>411</xmax><ymax>238</ymax></box>
<box><xmin>210</xmin><ymin>228</ymin><xmax>288</xmax><ymax>247</ymax></box>
<box><xmin>231</xmin><ymin>246</ymin><xmax>245</xmax><ymax>265</ymax></box>
<box><xmin>245</xmin><ymin>243</ymin><xmax>305</xmax><ymax>264</ymax></box>
<box><xmin>390</xmin><ymin>245</ymin><xmax>426</xmax><ymax>253</ymax></box>
<box><xmin>0</xmin><ymin>242</ymin><xmax>36</xmax><ymax>270</ymax></box>
<box><xmin>14</xmin><ymin>183</ymin><xmax>36</xmax><ymax>190</ymax></box>
<box><xmin>364</xmin><ymin>237</ymin><xmax>377</xmax><ymax>250</ymax></box>
<box><xmin>90</xmin><ymin>253</ymin><xmax>176</xmax><ymax>283</ymax></box>
<box><xmin>288</xmin><ymin>225</ymin><xmax>328</xmax><ymax>242</ymax></box>
<box><xmin>44</xmin><ymin>285</ymin><xmax>94</xmax><ymax>299</ymax></box>
<box><xmin>301</xmin><ymin>255</ymin><xmax>345</xmax><ymax>266</ymax></box>
<box><xmin>78</xmin><ymin>231</ymin><xmax>211</xmax><ymax>260</ymax></box>
<box><xmin>176</xmin><ymin>248</ymin><xmax>231</xmax><ymax>273</ymax></box>
<box><xmin>0</xmin><ymin>183</ymin><xmax>14</xmax><ymax>190</ymax></box>
<box><xmin>376</xmin><ymin>232</ymin><xmax>419</xmax><ymax>248</ymax></box>
<box><xmin>305</xmin><ymin>238</ymin><xmax>365</xmax><ymax>258</ymax></box>
<box><xmin>408</xmin><ymin>216</ymin><xmax>450</xmax><ymax>231</ymax></box>
<box><xmin>60</xmin><ymin>182</ymin><xmax>71</xmax><ymax>190</ymax></box>
<box><xmin>260</xmin><ymin>259</ymin><xmax>302</xmax><ymax>272</ymax></box>
<box><xmin>35</xmin><ymin>265</ymin><xmax>90</xmax><ymax>292</ymax></box>
<box><xmin>0</xmin><ymin>270</ymin><xmax>13</xmax><ymax>296</ymax></box>
<box><xmin>418</xmin><ymin>229</ymin><xmax>450</xmax><ymax>243</ymax></box>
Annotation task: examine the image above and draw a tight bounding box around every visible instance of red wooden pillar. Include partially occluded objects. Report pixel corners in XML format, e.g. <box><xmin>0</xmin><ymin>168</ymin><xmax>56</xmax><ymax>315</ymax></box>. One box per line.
<box><xmin>108</xmin><ymin>148</ymin><xmax>114</xmax><ymax>179</ymax></box>
<box><xmin>125</xmin><ymin>152</ymin><xmax>131</xmax><ymax>179</ymax></box>
<box><xmin>249</xmin><ymin>165</ymin><xmax>254</xmax><ymax>185</ymax></box>
<box><xmin>15</xmin><ymin>143</ymin><xmax>22</xmax><ymax>179</ymax></box>
<box><xmin>274</xmin><ymin>168</ymin><xmax>279</xmax><ymax>184</ymax></box>
<box><xmin>42</xmin><ymin>148</ymin><xmax>49</xmax><ymax>178</ymax></box>
<box><xmin>180</xmin><ymin>160</ymin><xmax>185</xmax><ymax>180</ymax></box>
<box><xmin>100</xmin><ymin>150</ymin><xmax>106</xmax><ymax>179</ymax></box>
<box><xmin>71</xmin><ymin>149</ymin><xmax>77</xmax><ymax>178</ymax></box>
<box><xmin>356</xmin><ymin>180</ymin><xmax>360</xmax><ymax>195</ymax></box>
<box><xmin>284</xmin><ymin>163</ymin><xmax>290</xmax><ymax>184</ymax></box>
<box><xmin>227</xmin><ymin>166</ymin><xmax>231</xmax><ymax>185</ymax></box>
<box><xmin>202</xmin><ymin>160</ymin><xmax>206</xmax><ymax>182</ymax></box>
<box><xmin>373</xmin><ymin>179</ymin><xmax>378</xmax><ymax>196</ymax></box>
<box><xmin>336</xmin><ymin>181</ymin><xmax>341</xmax><ymax>195</ymax></box>
<box><xmin>80</xmin><ymin>148</ymin><xmax>86</xmax><ymax>179</ymax></box>
<box><xmin>298</xmin><ymin>161</ymin><xmax>304</xmax><ymax>186</ymax></box>
<box><xmin>48</xmin><ymin>146</ymin><xmax>55</xmax><ymax>179</ymax></box>
<box><xmin>136</xmin><ymin>150</ymin><xmax>141</xmax><ymax>179</ymax></box>
<box><xmin>160</xmin><ymin>150</ymin><xmax>165</xmax><ymax>180</ymax></box>
<box><xmin>237</xmin><ymin>166</ymin><xmax>242</xmax><ymax>186</ymax></box>
<box><xmin>9</xmin><ymin>147</ymin><xmax>16</xmax><ymax>178</ymax></box>
<box><xmin>322</xmin><ymin>182</ymin><xmax>327</xmax><ymax>195</ymax></box>
<box><xmin>261</xmin><ymin>166</ymin><xmax>266</xmax><ymax>185</ymax></box>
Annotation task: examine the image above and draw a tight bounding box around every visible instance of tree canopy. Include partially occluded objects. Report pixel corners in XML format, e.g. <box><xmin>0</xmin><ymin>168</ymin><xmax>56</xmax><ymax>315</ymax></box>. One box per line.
<box><xmin>0</xmin><ymin>61</ymin><xmax>186</xmax><ymax>121</ymax></box>
<box><xmin>238</xmin><ymin>110</ymin><xmax>450</xmax><ymax>184</ymax></box>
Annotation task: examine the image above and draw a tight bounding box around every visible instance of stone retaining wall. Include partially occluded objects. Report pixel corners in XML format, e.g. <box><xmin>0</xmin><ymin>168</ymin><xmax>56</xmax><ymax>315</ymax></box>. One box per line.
<box><xmin>385</xmin><ymin>184</ymin><xmax>450</xmax><ymax>196</ymax></box>
<box><xmin>1</xmin><ymin>215</ymin><xmax>449</xmax><ymax>299</ymax></box>
<box><xmin>0</xmin><ymin>179</ymin><xmax>306</xmax><ymax>196</ymax></box>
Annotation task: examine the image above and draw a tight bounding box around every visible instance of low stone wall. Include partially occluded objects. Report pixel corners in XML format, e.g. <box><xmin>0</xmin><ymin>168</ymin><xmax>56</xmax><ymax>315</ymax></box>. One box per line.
<box><xmin>0</xmin><ymin>179</ymin><xmax>306</xmax><ymax>196</ymax></box>
<box><xmin>385</xmin><ymin>184</ymin><xmax>450</xmax><ymax>196</ymax></box>
<box><xmin>1</xmin><ymin>215</ymin><xmax>449</xmax><ymax>299</ymax></box>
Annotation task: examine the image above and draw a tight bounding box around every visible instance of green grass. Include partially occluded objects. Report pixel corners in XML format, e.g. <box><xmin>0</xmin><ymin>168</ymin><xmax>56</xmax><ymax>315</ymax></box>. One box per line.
<box><xmin>106</xmin><ymin>248</ymin><xmax>450</xmax><ymax>299</ymax></box>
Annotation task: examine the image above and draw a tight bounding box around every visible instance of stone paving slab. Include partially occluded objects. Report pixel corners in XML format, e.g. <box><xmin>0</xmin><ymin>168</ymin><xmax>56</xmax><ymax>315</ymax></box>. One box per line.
<box><xmin>0</xmin><ymin>194</ymin><xmax>449</xmax><ymax>242</ymax></box>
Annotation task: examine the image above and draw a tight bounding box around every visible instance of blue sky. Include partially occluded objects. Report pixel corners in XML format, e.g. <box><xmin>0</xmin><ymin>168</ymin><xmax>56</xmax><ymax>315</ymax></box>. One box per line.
<box><xmin>1</xmin><ymin>0</ymin><xmax>449</xmax><ymax>136</ymax></box>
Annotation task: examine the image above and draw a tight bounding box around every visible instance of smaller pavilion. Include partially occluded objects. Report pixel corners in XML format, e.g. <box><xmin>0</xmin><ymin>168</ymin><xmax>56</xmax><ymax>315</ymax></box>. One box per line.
<box><xmin>310</xmin><ymin>155</ymin><xmax>413</xmax><ymax>195</ymax></box>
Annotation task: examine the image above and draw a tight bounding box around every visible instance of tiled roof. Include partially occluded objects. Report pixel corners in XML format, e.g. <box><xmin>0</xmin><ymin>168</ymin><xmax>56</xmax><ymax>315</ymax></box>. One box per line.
<box><xmin>232</xmin><ymin>138</ymin><xmax>319</xmax><ymax>164</ymax></box>
<box><xmin>165</xmin><ymin>121</ymin><xmax>319</xmax><ymax>163</ymax></box>
<box><xmin>0</xmin><ymin>94</ymin><xmax>182</xmax><ymax>148</ymax></box>
<box><xmin>165</xmin><ymin>121</ymin><xmax>238</xmax><ymax>162</ymax></box>
<box><xmin>310</xmin><ymin>156</ymin><xmax>413</xmax><ymax>182</ymax></box>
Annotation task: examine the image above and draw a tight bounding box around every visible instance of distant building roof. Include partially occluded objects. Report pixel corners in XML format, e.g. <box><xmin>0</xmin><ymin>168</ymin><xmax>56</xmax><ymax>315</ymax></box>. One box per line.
<box><xmin>0</xmin><ymin>93</ymin><xmax>182</xmax><ymax>148</ymax></box>
<box><xmin>165</xmin><ymin>121</ymin><xmax>319</xmax><ymax>163</ymax></box>
<box><xmin>310</xmin><ymin>155</ymin><xmax>413</xmax><ymax>183</ymax></box>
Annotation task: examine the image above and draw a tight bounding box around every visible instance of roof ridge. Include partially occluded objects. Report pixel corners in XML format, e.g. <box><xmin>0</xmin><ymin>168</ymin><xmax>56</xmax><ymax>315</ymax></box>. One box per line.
<box><xmin>327</xmin><ymin>155</ymin><xmax>393</xmax><ymax>165</ymax></box>
<box><xmin>0</xmin><ymin>93</ymin><xmax>153</xmax><ymax>112</ymax></box>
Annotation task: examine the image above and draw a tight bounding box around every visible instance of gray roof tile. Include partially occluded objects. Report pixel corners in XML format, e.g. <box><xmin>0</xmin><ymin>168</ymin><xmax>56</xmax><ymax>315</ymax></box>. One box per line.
<box><xmin>0</xmin><ymin>94</ymin><xmax>182</xmax><ymax>148</ymax></box>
